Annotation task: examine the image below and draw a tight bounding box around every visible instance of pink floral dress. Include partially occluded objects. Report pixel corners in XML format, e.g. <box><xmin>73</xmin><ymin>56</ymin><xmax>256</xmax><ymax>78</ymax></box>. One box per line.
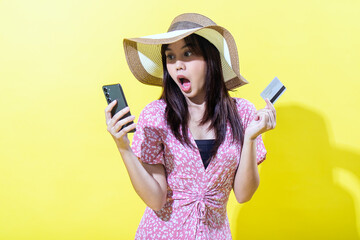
<box><xmin>131</xmin><ymin>98</ymin><xmax>266</xmax><ymax>240</ymax></box>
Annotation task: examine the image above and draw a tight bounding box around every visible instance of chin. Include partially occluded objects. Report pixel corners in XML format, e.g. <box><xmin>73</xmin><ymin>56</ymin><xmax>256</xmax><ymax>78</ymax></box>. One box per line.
<box><xmin>186</xmin><ymin>93</ymin><xmax>206</xmax><ymax>103</ymax></box>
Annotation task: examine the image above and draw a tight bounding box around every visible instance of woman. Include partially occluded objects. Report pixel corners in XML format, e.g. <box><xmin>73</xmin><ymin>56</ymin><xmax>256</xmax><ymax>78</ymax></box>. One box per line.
<box><xmin>105</xmin><ymin>13</ymin><xmax>276</xmax><ymax>239</ymax></box>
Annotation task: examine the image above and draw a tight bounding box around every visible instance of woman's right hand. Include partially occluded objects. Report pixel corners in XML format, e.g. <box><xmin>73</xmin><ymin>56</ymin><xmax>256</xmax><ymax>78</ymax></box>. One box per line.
<box><xmin>105</xmin><ymin>100</ymin><xmax>136</xmax><ymax>150</ymax></box>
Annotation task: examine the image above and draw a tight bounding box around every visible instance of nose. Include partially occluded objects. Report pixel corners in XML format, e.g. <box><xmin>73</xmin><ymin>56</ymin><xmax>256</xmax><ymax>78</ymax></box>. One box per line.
<box><xmin>176</xmin><ymin>60</ymin><xmax>185</xmax><ymax>71</ymax></box>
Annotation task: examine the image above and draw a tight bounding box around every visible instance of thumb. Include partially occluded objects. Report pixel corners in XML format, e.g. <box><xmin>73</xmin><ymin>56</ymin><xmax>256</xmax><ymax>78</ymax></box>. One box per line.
<box><xmin>265</xmin><ymin>98</ymin><xmax>272</xmax><ymax>109</ymax></box>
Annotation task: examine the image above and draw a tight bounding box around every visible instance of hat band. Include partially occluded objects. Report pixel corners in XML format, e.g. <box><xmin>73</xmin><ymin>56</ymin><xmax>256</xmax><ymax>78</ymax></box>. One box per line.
<box><xmin>168</xmin><ymin>21</ymin><xmax>203</xmax><ymax>32</ymax></box>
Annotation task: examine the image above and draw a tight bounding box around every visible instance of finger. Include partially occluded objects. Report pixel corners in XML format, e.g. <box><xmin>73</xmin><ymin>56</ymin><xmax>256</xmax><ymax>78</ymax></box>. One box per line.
<box><xmin>263</xmin><ymin>99</ymin><xmax>276</xmax><ymax>124</ymax></box>
<box><xmin>261</xmin><ymin>108</ymin><xmax>276</xmax><ymax>130</ymax></box>
<box><xmin>264</xmin><ymin>98</ymin><xmax>273</xmax><ymax>110</ymax></box>
<box><xmin>266</xmin><ymin>98</ymin><xmax>276</xmax><ymax>116</ymax></box>
<box><xmin>259</xmin><ymin>108</ymin><xmax>275</xmax><ymax>128</ymax></box>
<box><xmin>258</xmin><ymin>110</ymin><xmax>273</xmax><ymax>130</ymax></box>
<box><xmin>115</xmin><ymin>122</ymin><xmax>137</xmax><ymax>139</ymax></box>
<box><xmin>113</xmin><ymin>115</ymin><xmax>136</xmax><ymax>133</ymax></box>
<box><xmin>105</xmin><ymin>100</ymin><xmax>117</xmax><ymax>123</ymax></box>
<box><xmin>267</xmin><ymin>111</ymin><xmax>276</xmax><ymax>129</ymax></box>
<box><xmin>109</xmin><ymin>106</ymin><xmax>130</xmax><ymax>127</ymax></box>
<box><xmin>253</xmin><ymin>113</ymin><xmax>260</xmax><ymax>121</ymax></box>
<box><xmin>268</xmin><ymin>106</ymin><xmax>276</xmax><ymax>124</ymax></box>
<box><xmin>264</xmin><ymin>99</ymin><xmax>275</xmax><ymax>114</ymax></box>
<box><xmin>256</xmin><ymin>108</ymin><xmax>271</xmax><ymax>117</ymax></box>
<box><xmin>259</xmin><ymin>112</ymin><xmax>269</xmax><ymax>130</ymax></box>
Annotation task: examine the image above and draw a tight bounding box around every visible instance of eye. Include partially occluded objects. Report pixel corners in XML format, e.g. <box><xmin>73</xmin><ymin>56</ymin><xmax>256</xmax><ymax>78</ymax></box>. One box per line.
<box><xmin>184</xmin><ymin>51</ymin><xmax>192</xmax><ymax>57</ymax></box>
<box><xmin>166</xmin><ymin>54</ymin><xmax>175</xmax><ymax>61</ymax></box>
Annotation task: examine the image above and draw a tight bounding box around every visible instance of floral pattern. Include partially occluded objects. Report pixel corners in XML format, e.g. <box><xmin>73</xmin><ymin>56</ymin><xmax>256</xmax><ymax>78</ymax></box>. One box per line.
<box><xmin>131</xmin><ymin>98</ymin><xmax>266</xmax><ymax>239</ymax></box>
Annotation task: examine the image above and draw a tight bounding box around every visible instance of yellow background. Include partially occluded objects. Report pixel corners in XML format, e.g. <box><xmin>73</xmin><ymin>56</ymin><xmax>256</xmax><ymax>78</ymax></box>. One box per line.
<box><xmin>1</xmin><ymin>0</ymin><xmax>359</xmax><ymax>239</ymax></box>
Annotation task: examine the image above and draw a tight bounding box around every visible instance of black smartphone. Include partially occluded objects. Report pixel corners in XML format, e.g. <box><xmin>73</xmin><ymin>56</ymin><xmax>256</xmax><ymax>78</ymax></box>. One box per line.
<box><xmin>102</xmin><ymin>83</ymin><xmax>135</xmax><ymax>133</ymax></box>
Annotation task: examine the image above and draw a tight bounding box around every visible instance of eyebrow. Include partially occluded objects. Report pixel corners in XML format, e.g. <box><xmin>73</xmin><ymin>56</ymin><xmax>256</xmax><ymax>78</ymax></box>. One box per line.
<box><xmin>165</xmin><ymin>43</ymin><xmax>193</xmax><ymax>51</ymax></box>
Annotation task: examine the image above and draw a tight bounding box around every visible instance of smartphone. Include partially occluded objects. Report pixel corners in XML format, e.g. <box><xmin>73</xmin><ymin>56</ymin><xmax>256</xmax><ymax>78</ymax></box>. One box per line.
<box><xmin>102</xmin><ymin>83</ymin><xmax>135</xmax><ymax>133</ymax></box>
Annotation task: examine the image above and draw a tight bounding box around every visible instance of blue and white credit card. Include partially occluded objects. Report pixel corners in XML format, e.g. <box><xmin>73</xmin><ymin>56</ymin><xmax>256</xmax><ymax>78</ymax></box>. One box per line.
<box><xmin>260</xmin><ymin>77</ymin><xmax>286</xmax><ymax>104</ymax></box>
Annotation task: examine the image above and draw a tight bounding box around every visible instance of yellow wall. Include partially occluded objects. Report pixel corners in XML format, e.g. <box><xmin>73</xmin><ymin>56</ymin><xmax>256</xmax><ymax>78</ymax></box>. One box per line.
<box><xmin>1</xmin><ymin>0</ymin><xmax>359</xmax><ymax>239</ymax></box>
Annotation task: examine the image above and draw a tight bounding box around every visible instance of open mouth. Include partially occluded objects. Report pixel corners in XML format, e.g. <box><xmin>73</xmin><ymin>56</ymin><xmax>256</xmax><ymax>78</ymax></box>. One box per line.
<box><xmin>178</xmin><ymin>76</ymin><xmax>191</xmax><ymax>92</ymax></box>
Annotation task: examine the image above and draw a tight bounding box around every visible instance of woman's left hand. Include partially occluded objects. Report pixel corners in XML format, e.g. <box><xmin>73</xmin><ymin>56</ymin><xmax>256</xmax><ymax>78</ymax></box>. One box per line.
<box><xmin>245</xmin><ymin>98</ymin><xmax>276</xmax><ymax>141</ymax></box>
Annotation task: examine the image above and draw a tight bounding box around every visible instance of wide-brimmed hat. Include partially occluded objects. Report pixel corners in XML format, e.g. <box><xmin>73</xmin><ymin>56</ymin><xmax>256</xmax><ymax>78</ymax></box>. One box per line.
<box><xmin>123</xmin><ymin>13</ymin><xmax>248</xmax><ymax>90</ymax></box>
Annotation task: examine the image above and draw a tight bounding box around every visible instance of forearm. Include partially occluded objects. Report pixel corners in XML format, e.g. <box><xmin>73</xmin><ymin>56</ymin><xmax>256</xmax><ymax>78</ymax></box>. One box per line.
<box><xmin>118</xmin><ymin>146</ymin><xmax>167</xmax><ymax>211</ymax></box>
<box><xmin>233</xmin><ymin>137</ymin><xmax>260</xmax><ymax>203</ymax></box>
<box><xmin>104</xmin><ymin>103</ymin><xmax>167</xmax><ymax>210</ymax></box>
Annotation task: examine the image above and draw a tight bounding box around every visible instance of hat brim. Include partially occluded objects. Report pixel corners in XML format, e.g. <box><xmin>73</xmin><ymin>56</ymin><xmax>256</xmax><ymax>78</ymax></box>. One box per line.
<box><xmin>123</xmin><ymin>25</ymin><xmax>248</xmax><ymax>90</ymax></box>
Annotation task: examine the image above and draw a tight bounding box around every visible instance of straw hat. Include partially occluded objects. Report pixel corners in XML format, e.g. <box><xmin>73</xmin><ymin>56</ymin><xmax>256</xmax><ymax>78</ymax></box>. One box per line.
<box><xmin>123</xmin><ymin>13</ymin><xmax>248</xmax><ymax>90</ymax></box>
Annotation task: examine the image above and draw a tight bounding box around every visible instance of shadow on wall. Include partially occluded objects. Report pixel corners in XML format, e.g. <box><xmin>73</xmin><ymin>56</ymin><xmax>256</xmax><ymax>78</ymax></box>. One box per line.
<box><xmin>232</xmin><ymin>104</ymin><xmax>360</xmax><ymax>240</ymax></box>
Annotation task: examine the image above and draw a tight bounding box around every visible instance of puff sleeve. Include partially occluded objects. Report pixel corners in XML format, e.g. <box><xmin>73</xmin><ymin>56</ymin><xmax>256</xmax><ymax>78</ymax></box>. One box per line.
<box><xmin>131</xmin><ymin>101</ymin><xmax>166</xmax><ymax>165</ymax></box>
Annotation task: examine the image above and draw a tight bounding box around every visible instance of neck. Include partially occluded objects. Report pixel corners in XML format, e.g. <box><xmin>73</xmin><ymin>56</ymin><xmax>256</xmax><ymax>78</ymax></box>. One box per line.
<box><xmin>187</xmin><ymin>95</ymin><xmax>205</xmax><ymax>108</ymax></box>
<box><xmin>184</xmin><ymin>88</ymin><xmax>206</xmax><ymax>105</ymax></box>
<box><xmin>186</xmin><ymin>98</ymin><xmax>206</xmax><ymax>124</ymax></box>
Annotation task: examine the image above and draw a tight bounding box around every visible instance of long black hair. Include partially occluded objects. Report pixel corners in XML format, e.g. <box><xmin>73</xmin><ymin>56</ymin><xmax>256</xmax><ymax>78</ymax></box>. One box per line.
<box><xmin>160</xmin><ymin>34</ymin><xmax>244</xmax><ymax>162</ymax></box>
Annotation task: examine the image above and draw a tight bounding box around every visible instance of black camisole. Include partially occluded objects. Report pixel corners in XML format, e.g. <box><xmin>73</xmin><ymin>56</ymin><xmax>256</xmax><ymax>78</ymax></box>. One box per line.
<box><xmin>194</xmin><ymin>139</ymin><xmax>215</xmax><ymax>169</ymax></box>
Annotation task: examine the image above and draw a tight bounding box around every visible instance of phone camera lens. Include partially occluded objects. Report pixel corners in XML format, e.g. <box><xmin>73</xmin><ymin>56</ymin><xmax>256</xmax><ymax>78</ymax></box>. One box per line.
<box><xmin>105</xmin><ymin>93</ymin><xmax>109</xmax><ymax>98</ymax></box>
<box><xmin>107</xmin><ymin>98</ymin><xmax>111</xmax><ymax>104</ymax></box>
<box><xmin>103</xmin><ymin>88</ymin><xmax>108</xmax><ymax>92</ymax></box>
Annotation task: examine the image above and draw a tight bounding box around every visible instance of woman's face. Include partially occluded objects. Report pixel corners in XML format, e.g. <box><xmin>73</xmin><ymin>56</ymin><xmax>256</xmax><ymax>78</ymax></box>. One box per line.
<box><xmin>164</xmin><ymin>39</ymin><xmax>207</xmax><ymax>103</ymax></box>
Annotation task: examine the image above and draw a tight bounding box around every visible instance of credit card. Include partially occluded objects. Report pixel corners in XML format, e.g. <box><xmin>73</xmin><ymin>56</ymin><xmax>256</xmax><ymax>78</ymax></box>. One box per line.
<box><xmin>260</xmin><ymin>77</ymin><xmax>286</xmax><ymax>104</ymax></box>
